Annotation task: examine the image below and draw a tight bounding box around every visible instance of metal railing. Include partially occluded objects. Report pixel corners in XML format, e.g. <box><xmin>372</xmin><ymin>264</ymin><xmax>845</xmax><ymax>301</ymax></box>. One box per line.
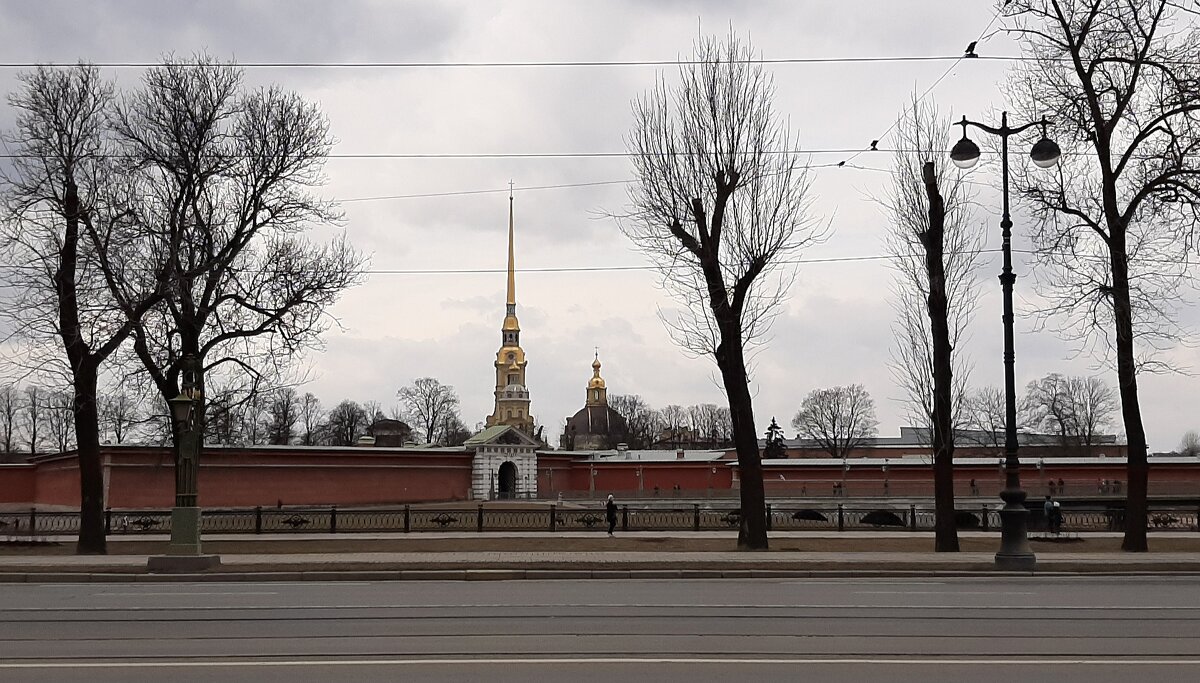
<box><xmin>559</xmin><ymin>480</ymin><xmax>1199</xmax><ymax>500</ymax></box>
<box><xmin>2</xmin><ymin>503</ymin><xmax>1197</xmax><ymax>538</ymax></box>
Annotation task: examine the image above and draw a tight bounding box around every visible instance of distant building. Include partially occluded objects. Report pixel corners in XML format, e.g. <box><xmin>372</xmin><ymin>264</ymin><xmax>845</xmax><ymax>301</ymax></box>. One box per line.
<box><xmin>368</xmin><ymin>418</ymin><xmax>412</xmax><ymax>447</ymax></box>
<box><xmin>775</xmin><ymin>426</ymin><xmax>1126</xmax><ymax>460</ymax></box>
<box><xmin>561</xmin><ymin>353</ymin><xmax>627</xmax><ymax>450</ymax></box>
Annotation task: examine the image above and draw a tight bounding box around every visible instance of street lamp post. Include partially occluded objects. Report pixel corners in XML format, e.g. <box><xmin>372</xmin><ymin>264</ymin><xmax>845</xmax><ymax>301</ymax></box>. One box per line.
<box><xmin>148</xmin><ymin>353</ymin><xmax>219</xmax><ymax>572</ymax></box>
<box><xmin>951</xmin><ymin>111</ymin><xmax>1061</xmax><ymax>570</ymax></box>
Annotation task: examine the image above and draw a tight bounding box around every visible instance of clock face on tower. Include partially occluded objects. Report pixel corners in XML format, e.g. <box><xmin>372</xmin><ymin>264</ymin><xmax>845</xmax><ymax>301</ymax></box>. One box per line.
<box><xmin>507</xmin><ymin>352</ymin><xmax>515</xmax><ymax>361</ymax></box>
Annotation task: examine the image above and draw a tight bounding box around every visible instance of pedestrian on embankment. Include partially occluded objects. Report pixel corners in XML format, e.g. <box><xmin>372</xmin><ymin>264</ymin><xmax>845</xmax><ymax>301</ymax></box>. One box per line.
<box><xmin>605</xmin><ymin>494</ymin><xmax>618</xmax><ymax>536</ymax></box>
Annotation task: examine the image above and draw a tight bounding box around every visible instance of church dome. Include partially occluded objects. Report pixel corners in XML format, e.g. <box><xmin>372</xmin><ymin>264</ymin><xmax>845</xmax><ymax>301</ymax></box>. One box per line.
<box><xmin>563</xmin><ymin>404</ymin><xmax>627</xmax><ymax>449</ymax></box>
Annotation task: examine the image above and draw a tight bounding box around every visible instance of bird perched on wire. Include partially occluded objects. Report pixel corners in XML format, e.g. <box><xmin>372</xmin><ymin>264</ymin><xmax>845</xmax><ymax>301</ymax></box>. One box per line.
<box><xmin>869</xmin><ymin>140</ymin><xmax>879</xmax><ymax>151</ymax></box>
<box><xmin>837</xmin><ymin>160</ymin><xmax>845</xmax><ymax>167</ymax></box>
<box><xmin>964</xmin><ymin>41</ymin><xmax>978</xmax><ymax>58</ymax></box>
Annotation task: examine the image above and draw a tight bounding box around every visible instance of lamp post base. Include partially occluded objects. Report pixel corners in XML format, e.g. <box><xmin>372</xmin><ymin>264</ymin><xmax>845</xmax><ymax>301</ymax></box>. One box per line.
<box><xmin>994</xmin><ymin>489</ymin><xmax>1036</xmax><ymax>570</ymax></box>
<box><xmin>994</xmin><ymin>552</ymin><xmax>1036</xmax><ymax>571</ymax></box>
<box><xmin>146</xmin><ymin>506</ymin><xmax>221</xmax><ymax>572</ymax></box>
<box><xmin>167</xmin><ymin>506</ymin><xmax>204</xmax><ymax>555</ymax></box>
<box><xmin>147</xmin><ymin>554</ymin><xmax>222</xmax><ymax>573</ymax></box>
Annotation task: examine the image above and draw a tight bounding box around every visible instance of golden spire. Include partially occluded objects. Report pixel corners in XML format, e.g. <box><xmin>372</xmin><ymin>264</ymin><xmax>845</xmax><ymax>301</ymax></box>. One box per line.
<box><xmin>506</xmin><ymin>181</ymin><xmax>516</xmax><ymax>307</ymax></box>
<box><xmin>501</xmin><ymin>182</ymin><xmax>520</xmax><ymax>334</ymax></box>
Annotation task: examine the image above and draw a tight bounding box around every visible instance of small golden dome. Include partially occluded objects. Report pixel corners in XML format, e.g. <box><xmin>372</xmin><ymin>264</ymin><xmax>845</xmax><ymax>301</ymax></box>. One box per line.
<box><xmin>587</xmin><ymin>353</ymin><xmax>606</xmax><ymax>389</ymax></box>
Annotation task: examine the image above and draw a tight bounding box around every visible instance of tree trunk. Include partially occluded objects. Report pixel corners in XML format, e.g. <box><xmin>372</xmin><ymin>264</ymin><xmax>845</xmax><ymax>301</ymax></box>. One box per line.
<box><xmin>1111</xmin><ymin>237</ymin><xmax>1148</xmax><ymax>552</ymax></box>
<box><xmin>922</xmin><ymin>162</ymin><xmax>959</xmax><ymax>552</ymax></box>
<box><xmin>715</xmin><ymin>330</ymin><xmax>768</xmax><ymax>550</ymax></box>
<box><xmin>56</xmin><ymin>178</ymin><xmax>106</xmax><ymax>555</ymax></box>
<box><xmin>74</xmin><ymin>362</ymin><xmax>106</xmax><ymax>554</ymax></box>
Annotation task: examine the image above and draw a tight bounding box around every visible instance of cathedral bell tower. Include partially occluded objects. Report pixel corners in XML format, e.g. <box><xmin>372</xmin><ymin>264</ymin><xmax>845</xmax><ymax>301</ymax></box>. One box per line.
<box><xmin>485</xmin><ymin>191</ymin><xmax>534</xmax><ymax>434</ymax></box>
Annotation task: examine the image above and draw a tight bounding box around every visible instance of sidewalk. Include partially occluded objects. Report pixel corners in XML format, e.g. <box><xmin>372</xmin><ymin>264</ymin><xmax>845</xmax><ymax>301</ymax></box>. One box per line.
<box><xmin>4</xmin><ymin>531</ymin><xmax>1200</xmax><ymax>580</ymax></box>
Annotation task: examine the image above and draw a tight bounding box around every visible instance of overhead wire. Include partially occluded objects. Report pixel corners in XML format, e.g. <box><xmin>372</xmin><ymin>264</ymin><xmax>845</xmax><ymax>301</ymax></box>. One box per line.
<box><xmin>335</xmin><ymin>160</ymin><xmax>999</xmax><ymax>205</ymax></box>
<box><xmin>0</xmin><ymin>247</ymin><xmax>1169</xmax><ymax>278</ymax></box>
<box><xmin>834</xmin><ymin>4</ymin><xmax>1009</xmax><ymax>169</ymax></box>
<box><xmin>7</xmin><ymin>8</ymin><xmax>1187</xmax><ymax>273</ymax></box>
<box><xmin>0</xmin><ymin>147</ymin><xmax>1147</xmax><ymax>161</ymax></box>
<box><xmin>339</xmin><ymin>178</ymin><xmax>633</xmax><ymax>203</ymax></box>
<box><xmin>0</xmin><ymin>55</ymin><xmax>1028</xmax><ymax>69</ymax></box>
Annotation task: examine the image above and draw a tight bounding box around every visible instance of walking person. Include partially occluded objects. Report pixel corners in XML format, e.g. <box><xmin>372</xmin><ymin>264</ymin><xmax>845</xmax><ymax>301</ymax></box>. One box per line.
<box><xmin>605</xmin><ymin>494</ymin><xmax>618</xmax><ymax>536</ymax></box>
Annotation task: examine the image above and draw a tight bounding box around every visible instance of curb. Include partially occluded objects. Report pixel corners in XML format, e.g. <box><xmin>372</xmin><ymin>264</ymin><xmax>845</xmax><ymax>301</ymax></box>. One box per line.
<box><xmin>3</xmin><ymin>567</ymin><xmax>1200</xmax><ymax>583</ymax></box>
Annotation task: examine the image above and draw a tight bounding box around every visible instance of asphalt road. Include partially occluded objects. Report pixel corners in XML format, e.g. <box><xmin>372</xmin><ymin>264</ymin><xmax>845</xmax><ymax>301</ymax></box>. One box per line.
<box><xmin>1</xmin><ymin>577</ymin><xmax>1198</xmax><ymax>682</ymax></box>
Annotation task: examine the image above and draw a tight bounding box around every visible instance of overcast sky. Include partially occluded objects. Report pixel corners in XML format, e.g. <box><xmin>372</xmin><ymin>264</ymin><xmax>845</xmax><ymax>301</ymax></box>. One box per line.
<box><xmin>0</xmin><ymin>1</ymin><xmax>1196</xmax><ymax>451</ymax></box>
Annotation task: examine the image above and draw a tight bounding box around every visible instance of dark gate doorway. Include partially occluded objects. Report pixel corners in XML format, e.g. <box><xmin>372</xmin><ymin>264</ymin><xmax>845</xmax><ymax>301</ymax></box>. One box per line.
<box><xmin>497</xmin><ymin>461</ymin><xmax>518</xmax><ymax>499</ymax></box>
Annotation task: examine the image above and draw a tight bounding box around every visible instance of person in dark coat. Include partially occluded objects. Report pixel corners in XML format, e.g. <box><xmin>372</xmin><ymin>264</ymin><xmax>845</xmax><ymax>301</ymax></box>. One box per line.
<box><xmin>605</xmin><ymin>494</ymin><xmax>618</xmax><ymax>536</ymax></box>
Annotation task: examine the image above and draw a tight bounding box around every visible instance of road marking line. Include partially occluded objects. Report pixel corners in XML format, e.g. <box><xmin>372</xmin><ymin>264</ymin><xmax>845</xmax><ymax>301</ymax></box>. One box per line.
<box><xmin>95</xmin><ymin>588</ymin><xmax>278</xmax><ymax>592</ymax></box>
<box><xmin>3</xmin><ymin>602</ymin><xmax>1194</xmax><ymax>612</ymax></box>
<box><xmin>854</xmin><ymin>591</ymin><xmax>1036</xmax><ymax>595</ymax></box>
<box><xmin>2</xmin><ymin>657</ymin><xmax>1199</xmax><ymax>668</ymax></box>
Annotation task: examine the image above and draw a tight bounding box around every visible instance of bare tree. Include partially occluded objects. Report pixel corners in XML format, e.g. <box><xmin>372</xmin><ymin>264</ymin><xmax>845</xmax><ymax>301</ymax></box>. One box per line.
<box><xmin>657</xmin><ymin>404</ymin><xmax>688</xmax><ymax>446</ymax></box>
<box><xmin>884</xmin><ymin>97</ymin><xmax>983</xmax><ymax>552</ymax></box>
<box><xmin>621</xmin><ymin>34</ymin><xmax>823</xmax><ymax>550</ymax></box>
<box><xmin>298</xmin><ymin>392</ymin><xmax>323</xmax><ymax>446</ymax></box>
<box><xmin>960</xmin><ymin>386</ymin><xmax>1011</xmax><ymax>451</ymax></box>
<box><xmin>0</xmin><ymin>385</ymin><xmax>20</xmax><ymax>455</ymax></box>
<box><xmin>714</xmin><ymin>406</ymin><xmax>732</xmax><ymax>445</ymax></box>
<box><xmin>322</xmin><ymin>399</ymin><xmax>368</xmax><ymax>446</ymax></box>
<box><xmin>101</xmin><ymin>56</ymin><xmax>365</xmax><ymax>478</ymax></box>
<box><xmin>1067</xmin><ymin>375</ymin><xmax>1119</xmax><ymax>447</ymax></box>
<box><xmin>1023</xmin><ymin>374</ymin><xmax>1075</xmax><ymax>446</ymax></box>
<box><xmin>22</xmin><ymin>385</ymin><xmax>44</xmax><ymax>454</ymax></box>
<box><xmin>45</xmin><ymin>391</ymin><xmax>76</xmax><ymax>453</ymax></box>
<box><xmin>203</xmin><ymin>391</ymin><xmax>240</xmax><ymax>446</ymax></box>
<box><xmin>1180</xmin><ymin>430</ymin><xmax>1200</xmax><ymax>456</ymax></box>
<box><xmin>1023</xmin><ymin>373</ymin><xmax>1118</xmax><ymax>452</ymax></box>
<box><xmin>99</xmin><ymin>390</ymin><xmax>143</xmax><ymax>444</ymax></box>
<box><xmin>609</xmin><ymin>394</ymin><xmax>657</xmax><ymax>449</ymax></box>
<box><xmin>439</xmin><ymin>412</ymin><xmax>472</xmax><ymax>447</ymax></box>
<box><xmin>240</xmin><ymin>392</ymin><xmax>271</xmax><ymax>445</ymax></box>
<box><xmin>1</xmin><ymin>64</ymin><xmax>165</xmax><ymax>553</ymax></box>
<box><xmin>688</xmin><ymin>403</ymin><xmax>729</xmax><ymax>447</ymax></box>
<box><xmin>791</xmin><ymin>384</ymin><xmax>879</xmax><ymax>459</ymax></box>
<box><xmin>266</xmin><ymin>388</ymin><xmax>299</xmax><ymax>445</ymax></box>
<box><xmin>361</xmin><ymin>400</ymin><xmax>386</xmax><ymax>433</ymax></box>
<box><xmin>397</xmin><ymin>377</ymin><xmax>460</xmax><ymax>444</ymax></box>
<box><xmin>885</xmin><ymin>101</ymin><xmax>981</xmax><ymax>430</ymax></box>
<box><xmin>1004</xmin><ymin>0</ymin><xmax>1200</xmax><ymax>550</ymax></box>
